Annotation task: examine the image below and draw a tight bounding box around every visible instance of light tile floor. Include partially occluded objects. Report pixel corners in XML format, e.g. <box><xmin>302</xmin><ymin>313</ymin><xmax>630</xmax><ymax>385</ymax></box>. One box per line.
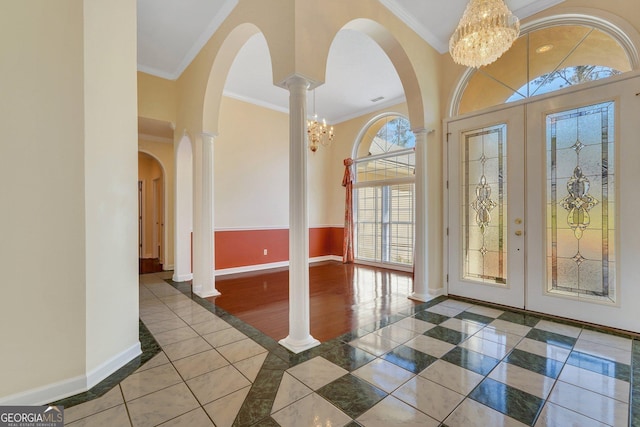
<box><xmin>61</xmin><ymin>272</ymin><xmax>640</xmax><ymax>426</ymax></box>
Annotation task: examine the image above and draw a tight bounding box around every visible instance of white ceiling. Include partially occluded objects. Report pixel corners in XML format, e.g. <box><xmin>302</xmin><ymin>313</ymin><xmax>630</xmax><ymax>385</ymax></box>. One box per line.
<box><xmin>137</xmin><ymin>0</ymin><xmax>565</xmax><ymax>124</ymax></box>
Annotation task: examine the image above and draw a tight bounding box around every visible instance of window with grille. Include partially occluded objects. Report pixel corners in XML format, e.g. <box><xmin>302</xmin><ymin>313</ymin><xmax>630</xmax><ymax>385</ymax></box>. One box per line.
<box><xmin>353</xmin><ymin>115</ymin><xmax>415</xmax><ymax>268</ymax></box>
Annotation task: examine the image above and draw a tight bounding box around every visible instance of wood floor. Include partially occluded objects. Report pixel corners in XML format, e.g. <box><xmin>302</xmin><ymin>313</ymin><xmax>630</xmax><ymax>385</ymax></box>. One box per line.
<box><xmin>139</xmin><ymin>258</ymin><xmax>163</xmax><ymax>274</ymax></box>
<box><xmin>207</xmin><ymin>261</ymin><xmax>420</xmax><ymax>342</ymax></box>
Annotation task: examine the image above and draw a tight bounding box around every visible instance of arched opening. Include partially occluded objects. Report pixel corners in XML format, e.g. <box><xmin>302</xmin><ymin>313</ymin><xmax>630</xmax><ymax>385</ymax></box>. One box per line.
<box><xmin>138</xmin><ymin>151</ymin><xmax>166</xmax><ymax>273</ymax></box>
<box><xmin>173</xmin><ymin>135</ymin><xmax>194</xmax><ymax>282</ymax></box>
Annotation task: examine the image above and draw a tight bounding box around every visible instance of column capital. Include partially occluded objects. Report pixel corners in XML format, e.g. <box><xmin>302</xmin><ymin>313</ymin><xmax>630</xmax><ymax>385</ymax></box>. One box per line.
<box><xmin>278</xmin><ymin>73</ymin><xmax>315</xmax><ymax>91</ymax></box>
<box><xmin>411</xmin><ymin>127</ymin><xmax>435</xmax><ymax>136</ymax></box>
<box><xmin>201</xmin><ymin>131</ymin><xmax>218</xmax><ymax>142</ymax></box>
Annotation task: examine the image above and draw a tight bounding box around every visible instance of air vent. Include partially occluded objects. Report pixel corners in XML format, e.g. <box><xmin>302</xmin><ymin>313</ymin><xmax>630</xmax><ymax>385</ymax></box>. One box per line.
<box><xmin>370</xmin><ymin>96</ymin><xmax>385</xmax><ymax>103</ymax></box>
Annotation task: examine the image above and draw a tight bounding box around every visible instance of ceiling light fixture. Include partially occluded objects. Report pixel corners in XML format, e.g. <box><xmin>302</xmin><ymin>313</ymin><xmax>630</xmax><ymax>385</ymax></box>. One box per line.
<box><xmin>449</xmin><ymin>0</ymin><xmax>520</xmax><ymax>68</ymax></box>
<box><xmin>307</xmin><ymin>89</ymin><xmax>335</xmax><ymax>153</ymax></box>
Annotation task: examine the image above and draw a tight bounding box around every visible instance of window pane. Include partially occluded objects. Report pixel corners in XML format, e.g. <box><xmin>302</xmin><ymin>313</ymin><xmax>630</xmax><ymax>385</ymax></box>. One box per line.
<box><xmin>546</xmin><ymin>101</ymin><xmax>615</xmax><ymax>303</ymax></box>
<box><xmin>462</xmin><ymin>124</ymin><xmax>507</xmax><ymax>285</ymax></box>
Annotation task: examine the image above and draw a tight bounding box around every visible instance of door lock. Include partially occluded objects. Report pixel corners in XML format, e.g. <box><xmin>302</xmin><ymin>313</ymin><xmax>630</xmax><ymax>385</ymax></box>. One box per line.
<box><xmin>515</xmin><ymin>230</ymin><xmax>523</xmax><ymax>236</ymax></box>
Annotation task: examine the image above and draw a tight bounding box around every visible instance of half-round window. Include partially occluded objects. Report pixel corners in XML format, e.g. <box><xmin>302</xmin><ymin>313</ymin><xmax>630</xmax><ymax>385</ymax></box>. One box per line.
<box><xmin>457</xmin><ymin>24</ymin><xmax>633</xmax><ymax>115</ymax></box>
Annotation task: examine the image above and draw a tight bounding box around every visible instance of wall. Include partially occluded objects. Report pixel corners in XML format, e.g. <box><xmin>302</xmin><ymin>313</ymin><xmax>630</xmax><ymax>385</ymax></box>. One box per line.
<box><xmin>0</xmin><ymin>0</ymin><xmax>87</xmax><ymax>400</ymax></box>
<box><xmin>83</xmin><ymin>0</ymin><xmax>139</xmax><ymax>379</ymax></box>
<box><xmin>137</xmin><ymin>71</ymin><xmax>177</xmax><ymax>123</ymax></box>
<box><xmin>0</xmin><ymin>0</ymin><xmax>139</xmax><ymax>403</ymax></box>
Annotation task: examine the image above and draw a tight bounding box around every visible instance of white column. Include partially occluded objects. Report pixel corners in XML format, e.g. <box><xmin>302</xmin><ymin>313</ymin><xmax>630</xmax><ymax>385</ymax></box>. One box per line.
<box><xmin>279</xmin><ymin>75</ymin><xmax>320</xmax><ymax>353</ymax></box>
<box><xmin>192</xmin><ymin>132</ymin><xmax>220</xmax><ymax>297</ymax></box>
<box><xmin>411</xmin><ymin>128</ymin><xmax>440</xmax><ymax>301</ymax></box>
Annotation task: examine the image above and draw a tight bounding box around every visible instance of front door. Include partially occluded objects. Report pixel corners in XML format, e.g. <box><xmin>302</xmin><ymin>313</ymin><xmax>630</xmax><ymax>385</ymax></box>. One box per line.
<box><xmin>447</xmin><ymin>73</ymin><xmax>640</xmax><ymax>332</ymax></box>
<box><xmin>447</xmin><ymin>105</ymin><xmax>526</xmax><ymax>308</ymax></box>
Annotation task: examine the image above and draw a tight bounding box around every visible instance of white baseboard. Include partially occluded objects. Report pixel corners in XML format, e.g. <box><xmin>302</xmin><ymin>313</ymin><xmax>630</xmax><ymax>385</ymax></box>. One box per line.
<box><xmin>214</xmin><ymin>255</ymin><xmax>343</xmax><ymax>277</ymax></box>
<box><xmin>215</xmin><ymin>261</ymin><xmax>289</xmax><ymax>277</ymax></box>
<box><xmin>0</xmin><ymin>342</ymin><xmax>141</xmax><ymax>406</ymax></box>
<box><xmin>87</xmin><ymin>342</ymin><xmax>141</xmax><ymax>389</ymax></box>
<box><xmin>163</xmin><ymin>264</ymin><xmax>174</xmax><ymax>271</ymax></box>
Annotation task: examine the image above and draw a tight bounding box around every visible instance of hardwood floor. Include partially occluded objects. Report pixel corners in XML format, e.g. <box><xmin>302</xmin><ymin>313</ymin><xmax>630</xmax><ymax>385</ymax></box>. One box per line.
<box><xmin>207</xmin><ymin>261</ymin><xmax>420</xmax><ymax>342</ymax></box>
<box><xmin>139</xmin><ymin>258</ymin><xmax>163</xmax><ymax>274</ymax></box>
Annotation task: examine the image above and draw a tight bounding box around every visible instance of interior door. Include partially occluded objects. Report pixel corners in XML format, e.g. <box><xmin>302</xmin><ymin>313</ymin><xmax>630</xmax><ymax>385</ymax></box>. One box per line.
<box><xmin>447</xmin><ymin>106</ymin><xmax>525</xmax><ymax>308</ymax></box>
<box><xmin>525</xmin><ymin>74</ymin><xmax>640</xmax><ymax>332</ymax></box>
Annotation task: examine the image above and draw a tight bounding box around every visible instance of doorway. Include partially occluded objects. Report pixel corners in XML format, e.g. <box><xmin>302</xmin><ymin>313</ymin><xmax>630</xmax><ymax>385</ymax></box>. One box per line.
<box><xmin>446</xmin><ymin>73</ymin><xmax>640</xmax><ymax>332</ymax></box>
<box><xmin>138</xmin><ymin>152</ymin><xmax>165</xmax><ymax>274</ymax></box>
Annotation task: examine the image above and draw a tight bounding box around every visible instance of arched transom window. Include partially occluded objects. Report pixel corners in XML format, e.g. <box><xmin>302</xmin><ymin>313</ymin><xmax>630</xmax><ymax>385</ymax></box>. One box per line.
<box><xmin>353</xmin><ymin>114</ymin><xmax>415</xmax><ymax>269</ymax></box>
<box><xmin>457</xmin><ymin>23</ymin><xmax>634</xmax><ymax>115</ymax></box>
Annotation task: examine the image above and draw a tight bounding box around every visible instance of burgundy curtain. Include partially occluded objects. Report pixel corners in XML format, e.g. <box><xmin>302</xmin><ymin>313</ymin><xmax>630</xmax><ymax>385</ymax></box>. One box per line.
<box><xmin>342</xmin><ymin>158</ymin><xmax>354</xmax><ymax>263</ymax></box>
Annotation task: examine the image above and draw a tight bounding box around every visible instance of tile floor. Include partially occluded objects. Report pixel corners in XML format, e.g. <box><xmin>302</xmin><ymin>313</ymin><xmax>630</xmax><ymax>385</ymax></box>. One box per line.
<box><xmin>61</xmin><ymin>272</ymin><xmax>640</xmax><ymax>426</ymax></box>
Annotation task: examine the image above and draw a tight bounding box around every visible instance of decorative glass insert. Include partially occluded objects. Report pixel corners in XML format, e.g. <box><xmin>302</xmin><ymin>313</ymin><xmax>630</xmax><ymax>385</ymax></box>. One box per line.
<box><xmin>546</xmin><ymin>101</ymin><xmax>615</xmax><ymax>302</ymax></box>
<box><xmin>462</xmin><ymin>124</ymin><xmax>507</xmax><ymax>285</ymax></box>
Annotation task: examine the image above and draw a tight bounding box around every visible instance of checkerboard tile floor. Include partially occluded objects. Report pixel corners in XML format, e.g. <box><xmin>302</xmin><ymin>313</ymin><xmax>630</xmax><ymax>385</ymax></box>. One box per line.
<box><xmin>62</xmin><ymin>272</ymin><xmax>640</xmax><ymax>426</ymax></box>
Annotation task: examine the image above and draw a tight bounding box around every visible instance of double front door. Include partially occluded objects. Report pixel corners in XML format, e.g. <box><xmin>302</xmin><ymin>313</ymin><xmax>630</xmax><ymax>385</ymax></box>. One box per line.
<box><xmin>446</xmin><ymin>73</ymin><xmax>640</xmax><ymax>332</ymax></box>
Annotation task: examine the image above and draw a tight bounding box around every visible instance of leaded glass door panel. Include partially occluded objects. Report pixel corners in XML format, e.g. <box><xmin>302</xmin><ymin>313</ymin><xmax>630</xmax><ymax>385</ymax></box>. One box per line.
<box><xmin>526</xmin><ymin>74</ymin><xmax>640</xmax><ymax>331</ymax></box>
<box><xmin>447</xmin><ymin>106</ymin><xmax>526</xmax><ymax>308</ymax></box>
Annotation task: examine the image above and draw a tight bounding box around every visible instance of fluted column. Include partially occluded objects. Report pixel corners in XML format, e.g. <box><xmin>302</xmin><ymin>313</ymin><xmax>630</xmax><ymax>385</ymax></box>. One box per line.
<box><xmin>279</xmin><ymin>75</ymin><xmax>320</xmax><ymax>353</ymax></box>
<box><xmin>192</xmin><ymin>132</ymin><xmax>220</xmax><ymax>298</ymax></box>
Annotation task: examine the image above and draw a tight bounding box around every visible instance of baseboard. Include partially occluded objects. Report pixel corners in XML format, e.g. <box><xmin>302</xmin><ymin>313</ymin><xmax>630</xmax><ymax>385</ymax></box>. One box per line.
<box><xmin>173</xmin><ymin>272</ymin><xmax>193</xmax><ymax>282</ymax></box>
<box><xmin>86</xmin><ymin>342</ymin><xmax>141</xmax><ymax>390</ymax></box>
<box><xmin>0</xmin><ymin>342</ymin><xmax>141</xmax><ymax>406</ymax></box>
<box><xmin>310</xmin><ymin>255</ymin><xmax>342</xmax><ymax>263</ymax></box>
<box><xmin>214</xmin><ymin>255</ymin><xmax>343</xmax><ymax>277</ymax></box>
<box><xmin>215</xmin><ymin>261</ymin><xmax>289</xmax><ymax>277</ymax></box>
<box><xmin>163</xmin><ymin>264</ymin><xmax>174</xmax><ymax>271</ymax></box>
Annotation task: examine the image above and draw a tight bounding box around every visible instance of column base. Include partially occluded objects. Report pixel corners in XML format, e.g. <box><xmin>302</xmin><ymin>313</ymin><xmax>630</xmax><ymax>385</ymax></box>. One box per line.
<box><xmin>193</xmin><ymin>285</ymin><xmax>221</xmax><ymax>298</ymax></box>
<box><xmin>172</xmin><ymin>273</ymin><xmax>193</xmax><ymax>282</ymax></box>
<box><xmin>409</xmin><ymin>287</ymin><xmax>444</xmax><ymax>302</ymax></box>
<box><xmin>279</xmin><ymin>335</ymin><xmax>320</xmax><ymax>354</ymax></box>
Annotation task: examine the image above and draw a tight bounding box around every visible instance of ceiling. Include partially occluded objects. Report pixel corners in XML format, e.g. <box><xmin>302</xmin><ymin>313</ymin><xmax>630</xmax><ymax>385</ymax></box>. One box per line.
<box><xmin>137</xmin><ymin>0</ymin><xmax>565</xmax><ymax>125</ymax></box>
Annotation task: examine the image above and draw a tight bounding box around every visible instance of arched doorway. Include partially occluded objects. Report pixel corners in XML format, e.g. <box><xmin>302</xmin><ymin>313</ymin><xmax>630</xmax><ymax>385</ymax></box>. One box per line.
<box><xmin>138</xmin><ymin>151</ymin><xmax>165</xmax><ymax>273</ymax></box>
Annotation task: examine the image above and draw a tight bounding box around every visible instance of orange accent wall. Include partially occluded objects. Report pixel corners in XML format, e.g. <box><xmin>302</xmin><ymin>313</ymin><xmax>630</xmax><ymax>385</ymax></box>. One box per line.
<box><xmin>211</xmin><ymin>227</ymin><xmax>344</xmax><ymax>269</ymax></box>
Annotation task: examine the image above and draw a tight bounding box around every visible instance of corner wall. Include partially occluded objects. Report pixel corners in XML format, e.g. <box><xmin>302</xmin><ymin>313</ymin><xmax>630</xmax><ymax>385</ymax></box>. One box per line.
<box><xmin>0</xmin><ymin>0</ymin><xmax>139</xmax><ymax>403</ymax></box>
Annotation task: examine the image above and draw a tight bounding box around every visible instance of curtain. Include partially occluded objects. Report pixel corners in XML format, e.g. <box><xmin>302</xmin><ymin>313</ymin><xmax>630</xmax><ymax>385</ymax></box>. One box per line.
<box><xmin>342</xmin><ymin>158</ymin><xmax>354</xmax><ymax>263</ymax></box>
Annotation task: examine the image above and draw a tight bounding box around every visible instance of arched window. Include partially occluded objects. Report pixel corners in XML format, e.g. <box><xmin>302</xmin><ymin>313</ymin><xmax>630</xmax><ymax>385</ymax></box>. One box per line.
<box><xmin>456</xmin><ymin>23</ymin><xmax>634</xmax><ymax>115</ymax></box>
<box><xmin>352</xmin><ymin>114</ymin><xmax>415</xmax><ymax>269</ymax></box>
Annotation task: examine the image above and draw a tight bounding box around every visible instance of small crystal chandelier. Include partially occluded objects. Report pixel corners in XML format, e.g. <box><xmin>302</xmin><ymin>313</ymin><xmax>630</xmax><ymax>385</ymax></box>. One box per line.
<box><xmin>449</xmin><ymin>0</ymin><xmax>520</xmax><ymax>68</ymax></box>
<box><xmin>307</xmin><ymin>90</ymin><xmax>334</xmax><ymax>153</ymax></box>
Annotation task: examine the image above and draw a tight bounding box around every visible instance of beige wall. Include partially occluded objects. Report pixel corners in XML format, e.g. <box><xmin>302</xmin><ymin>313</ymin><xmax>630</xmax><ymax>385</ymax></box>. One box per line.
<box><xmin>0</xmin><ymin>0</ymin><xmax>87</xmax><ymax>398</ymax></box>
<box><xmin>215</xmin><ymin>96</ymin><xmax>290</xmax><ymax>228</ymax></box>
<box><xmin>0</xmin><ymin>0</ymin><xmax>139</xmax><ymax>402</ymax></box>
<box><xmin>138</xmin><ymin>71</ymin><xmax>178</xmax><ymax>123</ymax></box>
<box><xmin>83</xmin><ymin>0</ymin><xmax>139</xmax><ymax>376</ymax></box>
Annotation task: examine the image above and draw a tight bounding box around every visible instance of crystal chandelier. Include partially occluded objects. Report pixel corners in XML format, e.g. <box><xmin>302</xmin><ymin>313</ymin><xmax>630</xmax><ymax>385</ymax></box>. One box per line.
<box><xmin>449</xmin><ymin>0</ymin><xmax>520</xmax><ymax>68</ymax></box>
<box><xmin>307</xmin><ymin>90</ymin><xmax>334</xmax><ymax>153</ymax></box>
